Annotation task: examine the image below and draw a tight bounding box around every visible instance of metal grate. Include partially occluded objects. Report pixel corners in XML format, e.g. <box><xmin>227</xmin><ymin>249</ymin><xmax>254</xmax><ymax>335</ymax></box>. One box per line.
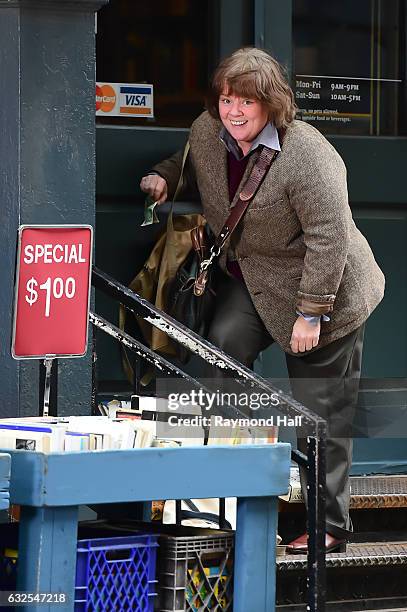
<box><xmin>277</xmin><ymin>542</ymin><xmax>407</xmax><ymax>570</ymax></box>
<box><xmin>281</xmin><ymin>475</ymin><xmax>407</xmax><ymax>508</ymax></box>
<box><xmin>350</xmin><ymin>476</ymin><xmax>407</xmax><ymax>509</ymax></box>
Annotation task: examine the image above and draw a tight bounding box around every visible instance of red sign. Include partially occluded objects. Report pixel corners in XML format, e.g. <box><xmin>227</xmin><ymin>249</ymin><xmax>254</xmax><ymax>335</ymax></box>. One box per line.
<box><xmin>12</xmin><ymin>225</ymin><xmax>93</xmax><ymax>359</ymax></box>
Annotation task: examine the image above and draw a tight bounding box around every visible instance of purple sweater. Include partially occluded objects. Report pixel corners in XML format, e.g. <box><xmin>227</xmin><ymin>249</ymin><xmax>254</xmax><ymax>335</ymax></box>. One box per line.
<box><xmin>226</xmin><ymin>152</ymin><xmax>250</xmax><ymax>281</ymax></box>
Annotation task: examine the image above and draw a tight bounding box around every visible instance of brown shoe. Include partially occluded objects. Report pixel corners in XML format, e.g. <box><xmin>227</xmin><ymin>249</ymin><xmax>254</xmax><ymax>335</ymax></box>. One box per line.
<box><xmin>286</xmin><ymin>532</ymin><xmax>347</xmax><ymax>554</ymax></box>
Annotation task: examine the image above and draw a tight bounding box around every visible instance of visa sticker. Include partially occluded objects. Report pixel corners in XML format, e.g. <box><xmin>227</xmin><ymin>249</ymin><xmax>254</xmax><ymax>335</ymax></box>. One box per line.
<box><xmin>96</xmin><ymin>83</ymin><xmax>154</xmax><ymax>118</ymax></box>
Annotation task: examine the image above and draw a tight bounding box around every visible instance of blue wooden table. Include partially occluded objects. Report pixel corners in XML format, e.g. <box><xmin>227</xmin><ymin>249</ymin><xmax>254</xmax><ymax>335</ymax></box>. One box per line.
<box><xmin>6</xmin><ymin>444</ymin><xmax>290</xmax><ymax>611</ymax></box>
<box><xmin>0</xmin><ymin>453</ymin><xmax>10</xmax><ymax>512</ymax></box>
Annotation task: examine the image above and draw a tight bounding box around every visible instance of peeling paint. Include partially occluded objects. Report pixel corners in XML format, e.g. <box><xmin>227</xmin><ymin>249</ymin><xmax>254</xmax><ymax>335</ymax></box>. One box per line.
<box><xmin>144</xmin><ymin>315</ymin><xmax>229</xmax><ymax>370</ymax></box>
<box><xmin>89</xmin><ymin>313</ymin><xmax>193</xmax><ymax>380</ymax></box>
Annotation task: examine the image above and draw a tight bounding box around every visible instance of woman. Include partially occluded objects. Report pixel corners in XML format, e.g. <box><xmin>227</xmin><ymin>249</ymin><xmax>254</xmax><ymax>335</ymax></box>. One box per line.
<box><xmin>140</xmin><ymin>47</ymin><xmax>385</xmax><ymax>553</ymax></box>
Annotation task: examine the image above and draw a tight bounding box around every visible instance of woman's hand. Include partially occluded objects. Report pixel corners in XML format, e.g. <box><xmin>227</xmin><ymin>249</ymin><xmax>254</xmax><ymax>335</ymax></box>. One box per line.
<box><xmin>290</xmin><ymin>316</ymin><xmax>321</xmax><ymax>353</ymax></box>
<box><xmin>140</xmin><ymin>174</ymin><xmax>168</xmax><ymax>204</ymax></box>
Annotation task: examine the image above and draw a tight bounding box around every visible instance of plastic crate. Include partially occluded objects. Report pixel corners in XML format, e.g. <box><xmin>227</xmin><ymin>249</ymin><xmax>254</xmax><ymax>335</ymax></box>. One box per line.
<box><xmin>157</xmin><ymin>531</ymin><xmax>234</xmax><ymax>612</ymax></box>
<box><xmin>75</xmin><ymin>535</ymin><xmax>159</xmax><ymax>611</ymax></box>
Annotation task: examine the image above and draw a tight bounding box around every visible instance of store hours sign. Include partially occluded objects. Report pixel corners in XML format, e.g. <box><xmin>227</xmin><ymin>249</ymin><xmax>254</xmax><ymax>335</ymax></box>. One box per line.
<box><xmin>294</xmin><ymin>75</ymin><xmax>370</xmax><ymax>134</ymax></box>
<box><xmin>12</xmin><ymin>225</ymin><xmax>93</xmax><ymax>359</ymax></box>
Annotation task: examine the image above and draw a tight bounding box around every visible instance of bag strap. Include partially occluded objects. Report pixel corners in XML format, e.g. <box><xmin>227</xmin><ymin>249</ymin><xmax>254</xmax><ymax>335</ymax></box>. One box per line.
<box><xmin>166</xmin><ymin>141</ymin><xmax>192</xmax><ymax>280</ymax></box>
<box><xmin>198</xmin><ymin>145</ymin><xmax>279</xmax><ymax>275</ymax></box>
<box><xmin>182</xmin><ymin>499</ymin><xmax>232</xmax><ymax>529</ymax></box>
<box><xmin>172</xmin><ymin>141</ymin><xmax>191</xmax><ymax>203</ymax></box>
<box><xmin>180</xmin><ymin>509</ymin><xmax>232</xmax><ymax>529</ymax></box>
<box><xmin>216</xmin><ymin>146</ymin><xmax>278</xmax><ymax>250</ymax></box>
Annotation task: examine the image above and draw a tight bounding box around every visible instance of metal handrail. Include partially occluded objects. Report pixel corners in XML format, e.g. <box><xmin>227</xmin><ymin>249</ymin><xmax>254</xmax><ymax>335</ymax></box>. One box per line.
<box><xmin>91</xmin><ymin>265</ymin><xmax>327</xmax><ymax>612</ymax></box>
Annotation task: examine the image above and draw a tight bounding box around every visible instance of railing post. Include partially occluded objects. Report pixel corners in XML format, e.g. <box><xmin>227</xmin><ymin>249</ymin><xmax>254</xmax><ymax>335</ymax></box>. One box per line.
<box><xmin>307</xmin><ymin>434</ymin><xmax>327</xmax><ymax>612</ymax></box>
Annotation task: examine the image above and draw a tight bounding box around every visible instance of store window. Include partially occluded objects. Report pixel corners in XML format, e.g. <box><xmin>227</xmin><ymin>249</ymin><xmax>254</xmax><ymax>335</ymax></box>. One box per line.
<box><xmin>293</xmin><ymin>0</ymin><xmax>406</xmax><ymax>136</ymax></box>
<box><xmin>96</xmin><ymin>0</ymin><xmax>213</xmax><ymax>127</ymax></box>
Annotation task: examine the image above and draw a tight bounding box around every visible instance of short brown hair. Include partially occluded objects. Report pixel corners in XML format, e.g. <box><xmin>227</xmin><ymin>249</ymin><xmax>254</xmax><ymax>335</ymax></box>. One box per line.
<box><xmin>207</xmin><ymin>47</ymin><xmax>297</xmax><ymax>128</ymax></box>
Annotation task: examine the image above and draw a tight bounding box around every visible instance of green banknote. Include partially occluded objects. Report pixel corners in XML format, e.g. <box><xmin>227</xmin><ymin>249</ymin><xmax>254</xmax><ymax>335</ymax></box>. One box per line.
<box><xmin>141</xmin><ymin>196</ymin><xmax>160</xmax><ymax>226</ymax></box>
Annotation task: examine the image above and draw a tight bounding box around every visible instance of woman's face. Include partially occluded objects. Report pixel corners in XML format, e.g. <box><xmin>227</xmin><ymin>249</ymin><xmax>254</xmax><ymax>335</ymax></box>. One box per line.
<box><xmin>219</xmin><ymin>91</ymin><xmax>269</xmax><ymax>152</ymax></box>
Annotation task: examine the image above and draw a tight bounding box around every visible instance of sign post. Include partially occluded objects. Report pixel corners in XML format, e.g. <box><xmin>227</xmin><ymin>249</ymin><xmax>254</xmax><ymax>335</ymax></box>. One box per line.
<box><xmin>42</xmin><ymin>358</ymin><xmax>53</xmax><ymax>417</ymax></box>
<box><xmin>12</xmin><ymin>225</ymin><xmax>93</xmax><ymax>415</ymax></box>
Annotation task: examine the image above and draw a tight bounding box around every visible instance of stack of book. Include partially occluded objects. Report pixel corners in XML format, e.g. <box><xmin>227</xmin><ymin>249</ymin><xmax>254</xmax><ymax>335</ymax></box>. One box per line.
<box><xmin>0</xmin><ymin>394</ymin><xmax>281</xmax><ymax>453</ymax></box>
<box><xmin>0</xmin><ymin>414</ymin><xmax>155</xmax><ymax>453</ymax></box>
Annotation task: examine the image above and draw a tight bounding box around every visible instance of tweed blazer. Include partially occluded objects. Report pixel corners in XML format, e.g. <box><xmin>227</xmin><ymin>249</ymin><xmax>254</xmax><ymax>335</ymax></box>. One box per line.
<box><xmin>153</xmin><ymin>111</ymin><xmax>385</xmax><ymax>354</ymax></box>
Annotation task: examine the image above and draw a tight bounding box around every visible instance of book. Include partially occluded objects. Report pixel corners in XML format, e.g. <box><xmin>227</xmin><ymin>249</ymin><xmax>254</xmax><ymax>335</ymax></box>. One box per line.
<box><xmin>0</xmin><ymin>422</ymin><xmax>66</xmax><ymax>452</ymax></box>
<box><xmin>279</xmin><ymin>467</ymin><xmax>303</xmax><ymax>503</ymax></box>
<box><xmin>64</xmin><ymin>432</ymin><xmax>90</xmax><ymax>452</ymax></box>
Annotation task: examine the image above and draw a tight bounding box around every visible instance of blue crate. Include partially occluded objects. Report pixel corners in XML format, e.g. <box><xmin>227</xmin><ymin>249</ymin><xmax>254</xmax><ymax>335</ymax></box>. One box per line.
<box><xmin>74</xmin><ymin>535</ymin><xmax>158</xmax><ymax>612</ymax></box>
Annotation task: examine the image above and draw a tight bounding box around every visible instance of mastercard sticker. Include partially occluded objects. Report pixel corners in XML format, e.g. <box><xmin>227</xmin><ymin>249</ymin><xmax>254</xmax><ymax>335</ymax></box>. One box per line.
<box><xmin>96</xmin><ymin>82</ymin><xmax>154</xmax><ymax>118</ymax></box>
